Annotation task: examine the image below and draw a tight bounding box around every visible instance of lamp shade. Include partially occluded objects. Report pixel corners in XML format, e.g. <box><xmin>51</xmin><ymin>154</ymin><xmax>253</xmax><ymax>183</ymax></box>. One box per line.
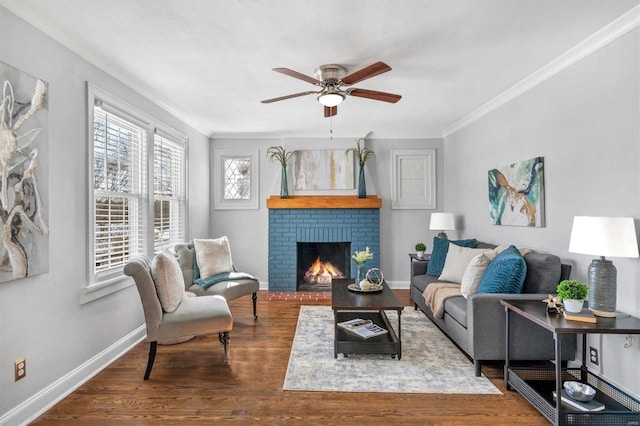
<box><xmin>317</xmin><ymin>92</ymin><xmax>344</xmax><ymax>107</ymax></box>
<box><xmin>569</xmin><ymin>216</ymin><xmax>639</xmax><ymax>258</ymax></box>
<box><xmin>429</xmin><ymin>213</ymin><xmax>455</xmax><ymax>231</ymax></box>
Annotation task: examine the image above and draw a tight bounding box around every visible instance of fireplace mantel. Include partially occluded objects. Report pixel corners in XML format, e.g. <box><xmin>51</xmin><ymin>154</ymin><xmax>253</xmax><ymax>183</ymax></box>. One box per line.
<box><xmin>266</xmin><ymin>195</ymin><xmax>382</xmax><ymax>209</ymax></box>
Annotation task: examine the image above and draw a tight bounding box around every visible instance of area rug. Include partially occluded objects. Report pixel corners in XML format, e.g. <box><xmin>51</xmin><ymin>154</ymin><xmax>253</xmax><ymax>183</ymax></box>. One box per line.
<box><xmin>283</xmin><ymin>306</ymin><xmax>501</xmax><ymax>394</ymax></box>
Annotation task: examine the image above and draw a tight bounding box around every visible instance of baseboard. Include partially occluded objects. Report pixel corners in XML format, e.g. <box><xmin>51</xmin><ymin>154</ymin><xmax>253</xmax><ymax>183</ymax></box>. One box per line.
<box><xmin>0</xmin><ymin>325</ymin><xmax>146</xmax><ymax>426</ymax></box>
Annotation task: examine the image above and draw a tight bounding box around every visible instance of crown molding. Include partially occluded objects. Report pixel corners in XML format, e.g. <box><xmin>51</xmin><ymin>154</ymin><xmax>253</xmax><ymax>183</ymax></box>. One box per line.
<box><xmin>442</xmin><ymin>5</ymin><xmax>640</xmax><ymax>138</ymax></box>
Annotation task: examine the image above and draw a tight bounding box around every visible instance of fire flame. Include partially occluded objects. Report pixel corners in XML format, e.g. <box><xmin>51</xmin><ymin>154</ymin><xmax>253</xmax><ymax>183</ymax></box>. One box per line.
<box><xmin>304</xmin><ymin>257</ymin><xmax>345</xmax><ymax>284</ymax></box>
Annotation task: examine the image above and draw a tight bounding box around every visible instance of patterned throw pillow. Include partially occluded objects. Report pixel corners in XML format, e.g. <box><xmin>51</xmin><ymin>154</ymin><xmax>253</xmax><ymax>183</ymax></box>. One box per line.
<box><xmin>426</xmin><ymin>237</ymin><xmax>477</xmax><ymax>276</ymax></box>
<box><xmin>477</xmin><ymin>245</ymin><xmax>527</xmax><ymax>294</ymax></box>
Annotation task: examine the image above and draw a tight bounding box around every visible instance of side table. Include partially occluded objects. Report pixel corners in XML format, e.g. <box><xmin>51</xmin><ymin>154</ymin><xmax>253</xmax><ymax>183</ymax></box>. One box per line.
<box><xmin>501</xmin><ymin>299</ymin><xmax>640</xmax><ymax>425</ymax></box>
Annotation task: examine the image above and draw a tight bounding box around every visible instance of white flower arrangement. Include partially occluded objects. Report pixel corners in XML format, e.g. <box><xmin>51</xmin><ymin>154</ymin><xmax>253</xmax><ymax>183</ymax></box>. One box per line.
<box><xmin>352</xmin><ymin>247</ymin><xmax>374</xmax><ymax>265</ymax></box>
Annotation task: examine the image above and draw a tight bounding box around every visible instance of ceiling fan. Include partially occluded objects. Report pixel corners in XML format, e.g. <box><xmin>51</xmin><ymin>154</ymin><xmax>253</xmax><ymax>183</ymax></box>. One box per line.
<box><xmin>261</xmin><ymin>61</ymin><xmax>401</xmax><ymax>117</ymax></box>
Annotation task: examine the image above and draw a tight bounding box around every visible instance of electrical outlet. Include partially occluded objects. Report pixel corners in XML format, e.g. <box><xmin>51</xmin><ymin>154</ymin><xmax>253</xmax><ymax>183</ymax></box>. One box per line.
<box><xmin>589</xmin><ymin>346</ymin><xmax>599</xmax><ymax>365</ymax></box>
<box><xmin>14</xmin><ymin>358</ymin><xmax>26</xmax><ymax>381</ymax></box>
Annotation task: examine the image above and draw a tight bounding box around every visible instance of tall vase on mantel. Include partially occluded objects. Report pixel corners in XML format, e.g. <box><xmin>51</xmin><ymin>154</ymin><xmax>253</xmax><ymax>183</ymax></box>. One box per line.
<box><xmin>347</xmin><ymin>138</ymin><xmax>375</xmax><ymax>199</ymax></box>
<box><xmin>267</xmin><ymin>146</ymin><xmax>296</xmax><ymax>199</ymax></box>
<box><xmin>357</xmin><ymin>164</ymin><xmax>366</xmax><ymax>199</ymax></box>
<box><xmin>280</xmin><ymin>165</ymin><xmax>289</xmax><ymax>199</ymax></box>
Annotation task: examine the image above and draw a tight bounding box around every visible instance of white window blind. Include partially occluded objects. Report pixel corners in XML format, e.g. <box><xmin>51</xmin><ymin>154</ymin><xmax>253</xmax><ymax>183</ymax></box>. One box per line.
<box><xmin>93</xmin><ymin>105</ymin><xmax>147</xmax><ymax>275</ymax></box>
<box><xmin>153</xmin><ymin>134</ymin><xmax>186</xmax><ymax>252</ymax></box>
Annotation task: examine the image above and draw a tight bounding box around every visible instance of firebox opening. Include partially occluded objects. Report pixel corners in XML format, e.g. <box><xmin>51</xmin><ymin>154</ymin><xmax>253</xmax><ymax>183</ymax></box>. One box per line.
<box><xmin>297</xmin><ymin>242</ymin><xmax>351</xmax><ymax>291</ymax></box>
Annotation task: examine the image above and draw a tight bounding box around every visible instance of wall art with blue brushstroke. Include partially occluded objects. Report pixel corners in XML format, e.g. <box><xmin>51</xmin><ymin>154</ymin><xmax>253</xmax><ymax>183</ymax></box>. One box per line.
<box><xmin>488</xmin><ymin>157</ymin><xmax>544</xmax><ymax>227</ymax></box>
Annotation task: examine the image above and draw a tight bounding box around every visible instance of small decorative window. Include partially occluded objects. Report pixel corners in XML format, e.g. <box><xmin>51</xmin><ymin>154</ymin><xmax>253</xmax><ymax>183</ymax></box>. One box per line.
<box><xmin>214</xmin><ymin>150</ymin><xmax>259</xmax><ymax>209</ymax></box>
<box><xmin>223</xmin><ymin>157</ymin><xmax>251</xmax><ymax>200</ymax></box>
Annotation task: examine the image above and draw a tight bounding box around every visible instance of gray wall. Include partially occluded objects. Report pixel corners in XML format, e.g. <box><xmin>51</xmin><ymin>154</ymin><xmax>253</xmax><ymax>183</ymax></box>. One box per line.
<box><xmin>444</xmin><ymin>29</ymin><xmax>640</xmax><ymax>397</ymax></box>
<box><xmin>210</xmin><ymin>137</ymin><xmax>445</xmax><ymax>287</ymax></box>
<box><xmin>0</xmin><ymin>8</ymin><xmax>210</xmax><ymax>423</ymax></box>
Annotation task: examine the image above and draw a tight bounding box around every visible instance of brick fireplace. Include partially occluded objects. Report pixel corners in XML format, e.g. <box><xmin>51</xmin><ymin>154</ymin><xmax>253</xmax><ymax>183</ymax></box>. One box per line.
<box><xmin>267</xmin><ymin>195</ymin><xmax>381</xmax><ymax>292</ymax></box>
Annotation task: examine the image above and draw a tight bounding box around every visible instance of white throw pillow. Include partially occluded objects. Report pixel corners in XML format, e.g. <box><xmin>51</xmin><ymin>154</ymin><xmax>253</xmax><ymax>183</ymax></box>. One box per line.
<box><xmin>460</xmin><ymin>252</ymin><xmax>492</xmax><ymax>298</ymax></box>
<box><xmin>194</xmin><ymin>237</ymin><xmax>234</xmax><ymax>279</ymax></box>
<box><xmin>438</xmin><ymin>245</ymin><xmax>490</xmax><ymax>283</ymax></box>
<box><xmin>151</xmin><ymin>250</ymin><xmax>185</xmax><ymax>313</ymax></box>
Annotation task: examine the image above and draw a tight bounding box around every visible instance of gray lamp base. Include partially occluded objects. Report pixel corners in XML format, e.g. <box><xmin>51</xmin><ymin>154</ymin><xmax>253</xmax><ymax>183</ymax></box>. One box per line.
<box><xmin>587</xmin><ymin>257</ymin><xmax>617</xmax><ymax>317</ymax></box>
<box><xmin>436</xmin><ymin>232</ymin><xmax>448</xmax><ymax>239</ymax></box>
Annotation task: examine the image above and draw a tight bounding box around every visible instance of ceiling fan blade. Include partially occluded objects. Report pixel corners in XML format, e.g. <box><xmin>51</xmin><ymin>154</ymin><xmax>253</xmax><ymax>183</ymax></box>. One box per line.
<box><xmin>347</xmin><ymin>88</ymin><xmax>401</xmax><ymax>103</ymax></box>
<box><xmin>261</xmin><ymin>91</ymin><xmax>316</xmax><ymax>104</ymax></box>
<box><xmin>273</xmin><ymin>68</ymin><xmax>321</xmax><ymax>85</ymax></box>
<box><xmin>341</xmin><ymin>61</ymin><xmax>392</xmax><ymax>85</ymax></box>
<box><xmin>324</xmin><ymin>106</ymin><xmax>337</xmax><ymax>117</ymax></box>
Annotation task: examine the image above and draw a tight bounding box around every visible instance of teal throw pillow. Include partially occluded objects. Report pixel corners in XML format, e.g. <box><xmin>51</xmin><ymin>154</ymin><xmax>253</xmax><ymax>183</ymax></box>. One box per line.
<box><xmin>426</xmin><ymin>237</ymin><xmax>477</xmax><ymax>276</ymax></box>
<box><xmin>477</xmin><ymin>245</ymin><xmax>527</xmax><ymax>294</ymax></box>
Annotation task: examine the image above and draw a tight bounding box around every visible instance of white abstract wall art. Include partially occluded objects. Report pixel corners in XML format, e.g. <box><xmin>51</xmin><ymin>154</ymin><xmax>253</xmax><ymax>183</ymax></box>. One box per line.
<box><xmin>293</xmin><ymin>149</ymin><xmax>354</xmax><ymax>190</ymax></box>
<box><xmin>0</xmin><ymin>61</ymin><xmax>49</xmax><ymax>282</ymax></box>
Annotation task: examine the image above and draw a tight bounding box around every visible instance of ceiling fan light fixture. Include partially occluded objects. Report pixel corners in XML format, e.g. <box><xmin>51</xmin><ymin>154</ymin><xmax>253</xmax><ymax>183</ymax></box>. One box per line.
<box><xmin>317</xmin><ymin>92</ymin><xmax>344</xmax><ymax>107</ymax></box>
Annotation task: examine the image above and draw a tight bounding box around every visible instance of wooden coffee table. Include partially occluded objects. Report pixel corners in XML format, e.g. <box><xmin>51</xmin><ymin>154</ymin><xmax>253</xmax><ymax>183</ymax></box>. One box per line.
<box><xmin>331</xmin><ymin>279</ymin><xmax>404</xmax><ymax>359</ymax></box>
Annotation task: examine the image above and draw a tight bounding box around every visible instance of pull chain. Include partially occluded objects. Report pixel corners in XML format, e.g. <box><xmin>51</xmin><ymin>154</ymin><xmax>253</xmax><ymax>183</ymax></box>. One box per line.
<box><xmin>330</xmin><ymin>116</ymin><xmax>333</xmax><ymax>140</ymax></box>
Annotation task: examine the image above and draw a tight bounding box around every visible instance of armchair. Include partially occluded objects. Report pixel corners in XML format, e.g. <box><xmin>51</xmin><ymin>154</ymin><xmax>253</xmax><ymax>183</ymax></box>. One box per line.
<box><xmin>124</xmin><ymin>254</ymin><xmax>233</xmax><ymax>380</ymax></box>
<box><xmin>175</xmin><ymin>240</ymin><xmax>259</xmax><ymax>319</ymax></box>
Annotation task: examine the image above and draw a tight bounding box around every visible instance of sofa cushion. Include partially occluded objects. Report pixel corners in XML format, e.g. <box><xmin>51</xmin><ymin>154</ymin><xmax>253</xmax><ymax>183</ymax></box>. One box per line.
<box><xmin>439</xmin><ymin>244</ymin><xmax>490</xmax><ymax>283</ymax></box>
<box><xmin>522</xmin><ymin>252</ymin><xmax>563</xmax><ymax>294</ymax></box>
<box><xmin>477</xmin><ymin>245</ymin><xmax>527</xmax><ymax>294</ymax></box>
<box><xmin>427</xmin><ymin>237</ymin><xmax>477</xmax><ymax>276</ymax></box>
<box><xmin>194</xmin><ymin>237</ymin><xmax>234</xmax><ymax>279</ymax></box>
<box><xmin>460</xmin><ymin>252</ymin><xmax>492</xmax><ymax>298</ymax></box>
<box><xmin>443</xmin><ymin>296</ymin><xmax>468</xmax><ymax>327</ymax></box>
<box><xmin>151</xmin><ymin>250</ymin><xmax>185</xmax><ymax>313</ymax></box>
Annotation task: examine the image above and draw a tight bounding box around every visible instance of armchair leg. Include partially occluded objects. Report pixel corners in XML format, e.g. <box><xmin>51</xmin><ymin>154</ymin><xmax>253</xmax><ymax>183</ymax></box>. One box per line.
<box><xmin>144</xmin><ymin>341</ymin><xmax>157</xmax><ymax>380</ymax></box>
<box><xmin>219</xmin><ymin>331</ymin><xmax>230</xmax><ymax>361</ymax></box>
<box><xmin>252</xmin><ymin>292</ymin><xmax>258</xmax><ymax>319</ymax></box>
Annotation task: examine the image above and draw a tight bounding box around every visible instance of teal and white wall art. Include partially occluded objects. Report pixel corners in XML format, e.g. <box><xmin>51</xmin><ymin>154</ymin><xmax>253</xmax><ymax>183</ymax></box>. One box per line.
<box><xmin>488</xmin><ymin>157</ymin><xmax>545</xmax><ymax>227</ymax></box>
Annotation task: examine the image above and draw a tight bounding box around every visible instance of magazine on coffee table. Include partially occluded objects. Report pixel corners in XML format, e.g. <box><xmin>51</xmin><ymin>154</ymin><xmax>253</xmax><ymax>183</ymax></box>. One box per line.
<box><xmin>337</xmin><ymin>318</ymin><xmax>388</xmax><ymax>339</ymax></box>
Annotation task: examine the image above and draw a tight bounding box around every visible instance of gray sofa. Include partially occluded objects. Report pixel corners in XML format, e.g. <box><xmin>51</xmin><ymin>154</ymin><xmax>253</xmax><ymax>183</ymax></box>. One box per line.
<box><xmin>410</xmin><ymin>241</ymin><xmax>576</xmax><ymax>376</ymax></box>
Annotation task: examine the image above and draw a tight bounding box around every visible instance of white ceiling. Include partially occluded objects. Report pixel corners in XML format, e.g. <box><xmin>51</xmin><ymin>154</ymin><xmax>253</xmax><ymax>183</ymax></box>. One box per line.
<box><xmin>1</xmin><ymin>0</ymin><xmax>638</xmax><ymax>139</ymax></box>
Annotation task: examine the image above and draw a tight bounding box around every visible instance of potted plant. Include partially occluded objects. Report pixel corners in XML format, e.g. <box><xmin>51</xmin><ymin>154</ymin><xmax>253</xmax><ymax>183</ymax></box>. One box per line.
<box><xmin>556</xmin><ymin>280</ymin><xmax>588</xmax><ymax>313</ymax></box>
<box><xmin>346</xmin><ymin>138</ymin><xmax>375</xmax><ymax>198</ymax></box>
<box><xmin>267</xmin><ymin>146</ymin><xmax>296</xmax><ymax>198</ymax></box>
<box><xmin>415</xmin><ymin>242</ymin><xmax>426</xmax><ymax>259</ymax></box>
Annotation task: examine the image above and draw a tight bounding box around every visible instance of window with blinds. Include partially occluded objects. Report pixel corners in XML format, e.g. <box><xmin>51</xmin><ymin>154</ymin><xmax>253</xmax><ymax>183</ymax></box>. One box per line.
<box><xmin>93</xmin><ymin>105</ymin><xmax>147</xmax><ymax>275</ymax></box>
<box><xmin>153</xmin><ymin>134</ymin><xmax>186</xmax><ymax>252</ymax></box>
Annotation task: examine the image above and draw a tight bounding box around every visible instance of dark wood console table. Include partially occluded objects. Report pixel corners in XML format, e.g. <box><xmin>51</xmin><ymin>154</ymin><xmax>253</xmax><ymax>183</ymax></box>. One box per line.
<box><xmin>501</xmin><ymin>299</ymin><xmax>640</xmax><ymax>425</ymax></box>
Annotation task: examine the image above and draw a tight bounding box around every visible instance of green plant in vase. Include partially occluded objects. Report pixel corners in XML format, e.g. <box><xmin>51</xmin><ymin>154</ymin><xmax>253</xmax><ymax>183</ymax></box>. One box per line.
<box><xmin>556</xmin><ymin>279</ymin><xmax>588</xmax><ymax>313</ymax></box>
<box><xmin>415</xmin><ymin>242</ymin><xmax>426</xmax><ymax>259</ymax></box>
<box><xmin>267</xmin><ymin>146</ymin><xmax>296</xmax><ymax>198</ymax></box>
<box><xmin>346</xmin><ymin>138</ymin><xmax>375</xmax><ymax>198</ymax></box>
<box><xmin>352</xmin><ymin>247</ymin><xmax>374</xmax><ymax>288</ymax></box>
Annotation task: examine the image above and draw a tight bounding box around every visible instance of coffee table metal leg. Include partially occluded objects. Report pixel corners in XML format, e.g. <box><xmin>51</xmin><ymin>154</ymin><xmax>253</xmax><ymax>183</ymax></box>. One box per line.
<box><xmin>398</xmin><ymin>309</ymin><xmax>402</xmax><ymax>360</ymax></box>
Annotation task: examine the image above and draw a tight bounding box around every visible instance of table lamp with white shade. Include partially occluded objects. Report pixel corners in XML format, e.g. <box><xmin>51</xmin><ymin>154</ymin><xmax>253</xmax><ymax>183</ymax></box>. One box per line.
<box><xmin>430</xmin><ymin>213</ymin><xmax>455</xmax><ymax>239</ymax></box>
<box><xmin>568</xmin><ymin>216</ymin><xmax>639</xmax><ymax>317</ymax></box>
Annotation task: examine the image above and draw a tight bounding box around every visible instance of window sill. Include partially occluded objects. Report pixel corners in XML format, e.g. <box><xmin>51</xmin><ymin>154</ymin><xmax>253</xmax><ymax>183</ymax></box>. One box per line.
<box><xmin>80</xmin><ymin>275</ymin><xmax>134</xmax><ymax>304</ymax></box>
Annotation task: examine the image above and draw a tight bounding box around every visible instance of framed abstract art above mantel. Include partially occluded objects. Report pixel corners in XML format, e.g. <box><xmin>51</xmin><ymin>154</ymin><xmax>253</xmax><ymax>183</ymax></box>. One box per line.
<box><xmin>293</xmin><ymin>149</ymin><xmax>354</xmax><ymax>190</ymax></box>
<box><xmin>488</xmin><ymin>156</ymin><xmax>545</xmax><ymax>227</ymax></box>
<box><xmin>0</xmin><ymin>61</ymin><xmax>50</xmax><ymax>283</ymax></box>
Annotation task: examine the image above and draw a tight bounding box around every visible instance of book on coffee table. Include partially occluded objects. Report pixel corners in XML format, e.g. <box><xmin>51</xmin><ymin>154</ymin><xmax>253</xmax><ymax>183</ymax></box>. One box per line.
<box><xmin>337</xmin><ymin>318</ymin><xmax>388</xmax><ymax>339</ymax></box>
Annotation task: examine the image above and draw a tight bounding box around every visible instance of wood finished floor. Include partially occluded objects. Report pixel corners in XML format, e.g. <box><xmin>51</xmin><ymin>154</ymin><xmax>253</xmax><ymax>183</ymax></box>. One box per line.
<box><xmin>33</xmin><ymin>290</ymin><xmax>547</xmax><ymax>425</ymax></box>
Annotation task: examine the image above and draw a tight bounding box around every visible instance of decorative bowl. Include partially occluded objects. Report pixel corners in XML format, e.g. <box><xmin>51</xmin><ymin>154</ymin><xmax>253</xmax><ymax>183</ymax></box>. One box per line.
<box><xmin>563</xmin><ymin>381</ymin><xmax>596</xmax><ymax>402</ymax></box>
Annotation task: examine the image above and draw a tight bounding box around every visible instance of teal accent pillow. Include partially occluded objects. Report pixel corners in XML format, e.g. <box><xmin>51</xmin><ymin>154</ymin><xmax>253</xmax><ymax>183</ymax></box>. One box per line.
<box><xmin>426</xmin><ymin>237</ymin><xmax>477</xmax><ymax>276</ymax></box>
<box><xmin>477</xmin><ymin>245</ymin><xmax>527</xmax><ymax>294</ymax></box>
